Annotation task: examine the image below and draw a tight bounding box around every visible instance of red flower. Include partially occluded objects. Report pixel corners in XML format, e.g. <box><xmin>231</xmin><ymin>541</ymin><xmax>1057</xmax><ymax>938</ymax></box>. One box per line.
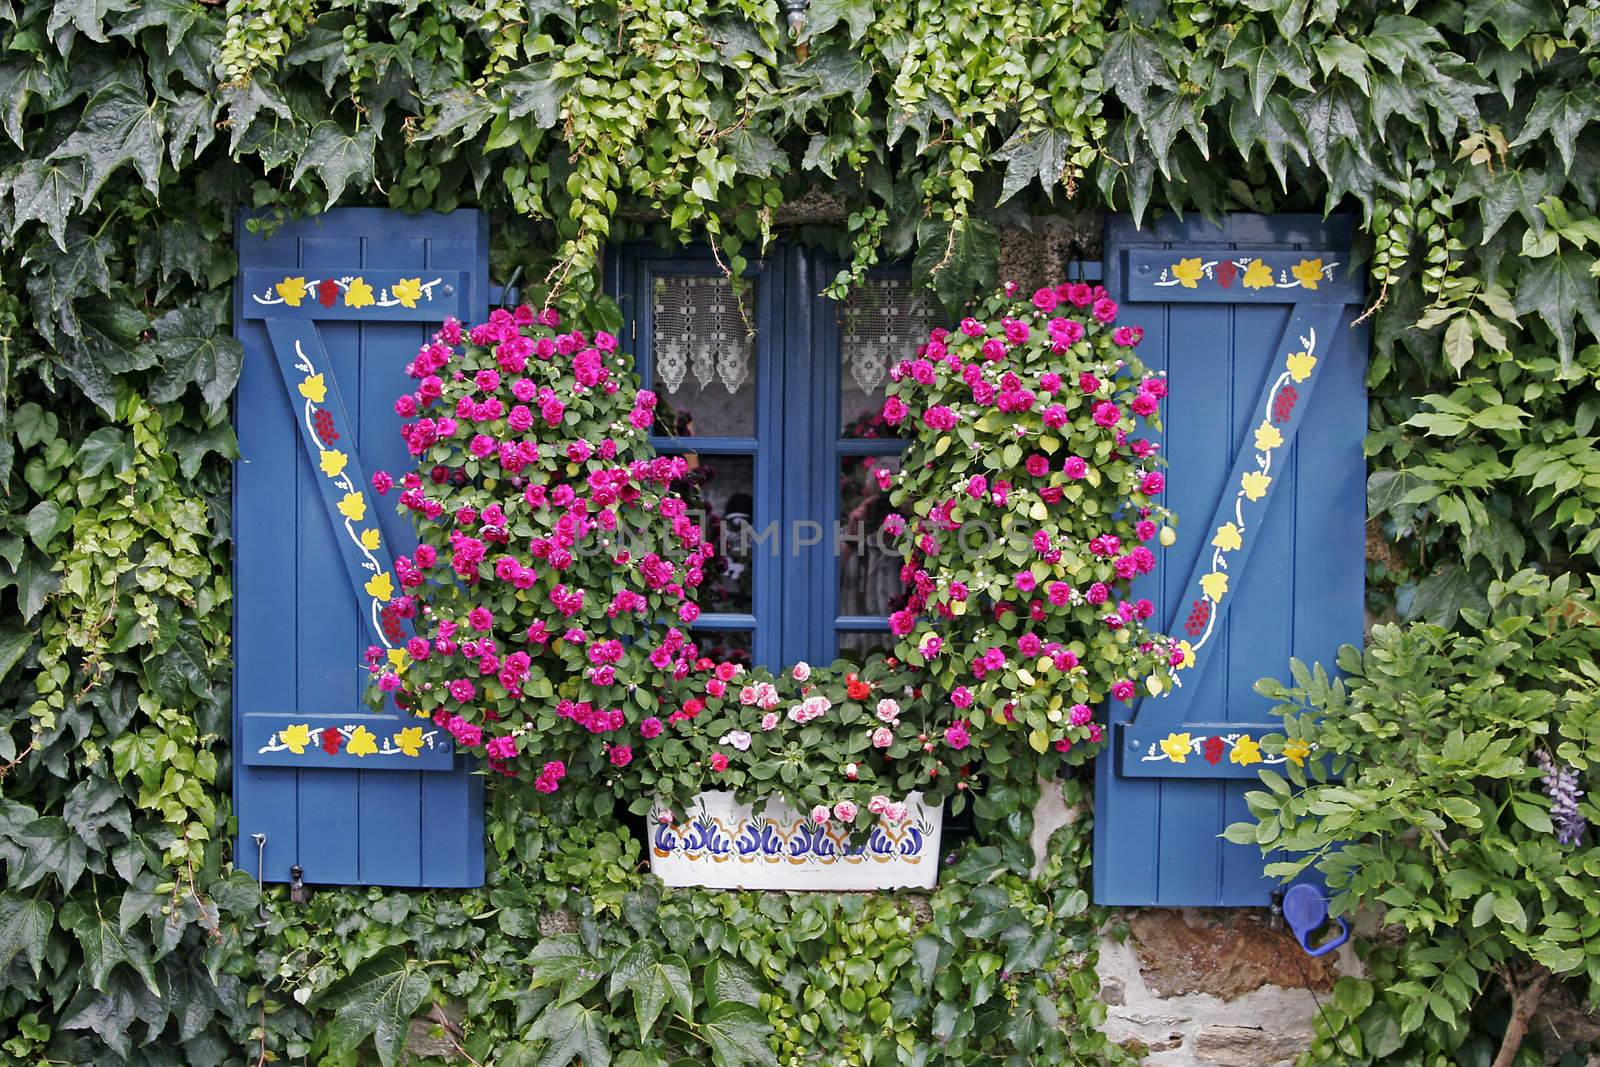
<box><xmin>846</xmin><ymin>673</ymin><xmax>872</xmax><ymax>701</ymax></box>
<box><xmin>1203</xmin><ymin>736</ymin><xmax>1225</xmax><ymax>765</ymax></box>
<box><xmin>317</xmin><ymin>278</ymin><xmax>341</xmax><ymax>308</ymax></box>
<box><xmin>320</xmin><ymin>727</ymin><xmax>343</xmax><ymax>755</ymax></box>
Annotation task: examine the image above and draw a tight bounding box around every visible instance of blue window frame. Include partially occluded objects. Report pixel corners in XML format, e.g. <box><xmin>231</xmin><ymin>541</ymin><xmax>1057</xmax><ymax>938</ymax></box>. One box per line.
<box><xmin>609</xmin><ymin>246</ymin><xmax>927</xmax><ymax>671</ymax></box>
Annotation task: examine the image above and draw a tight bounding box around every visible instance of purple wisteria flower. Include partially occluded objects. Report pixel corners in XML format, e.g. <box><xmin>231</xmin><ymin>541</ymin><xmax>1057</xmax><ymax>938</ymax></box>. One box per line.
<box><xmin>1535</xmin><ymin>749</ymin><xmax>1587</xmax><ymax>846</ymax></box>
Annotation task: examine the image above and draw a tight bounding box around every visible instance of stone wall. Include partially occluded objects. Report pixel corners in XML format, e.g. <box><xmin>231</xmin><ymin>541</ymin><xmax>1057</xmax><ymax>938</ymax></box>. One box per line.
<box><xmin>1096</xmin><ymin>909</ymin><xmax>1356</xmax><ymax>1066</ymax></box>
<box><xmin>1031</xmin><ymin>778</ymin><xmax>1357</xmax><ymax>1067</ymax></box>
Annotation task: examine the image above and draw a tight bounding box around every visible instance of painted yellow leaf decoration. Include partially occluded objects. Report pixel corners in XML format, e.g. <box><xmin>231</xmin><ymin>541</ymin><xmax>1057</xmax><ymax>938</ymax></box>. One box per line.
<box><xmin>1171</xmin><ymin>257</ymin><xmax>1204</xmax><ymax>289</ymax></box>
<box><xmin>1211</xmin><ymin>523</ymin><xmax>1243</xmax><ymax>552</ymax></box>
<box><xmin>1291</xmin><ymin>258</ymin><xmax>1324</xmax><ymax>289</ymax></box>
<box><xmin>280</xmin><ymin>723</ymin><xmax>311</xmax><ymax>755</ymax></box>
<box><xmin>1159</xmin><ymin>732</ymin><xmax>1192</xmax><ymax>763</ymax></box>
<box><xmin>1200</xmin><ymin>571</ymin><xmax>1230</xmax><ymax>602</ymax></box>
<box><xmin>1240</xmin><ymin>471</ymin><xmax>1272</xmax><ymax>501</ymax></box>
<box><xmin>344</xmin><ymin>277</ymin><xmax>375</xmax><ymax>308</ymax></box>
<box><xmin>276</xmin><ymin>277</ymin><xmax>308</xmax><ymax>307</ymax></box>
<box><xmin>391</xmin><ymin>277</ymin><xmax>424</xmax><ymax>308</ymax></box>
<box><xmin>359</xmin><ymin>528</ymin><xmax>381</xmax><ymax>551</ymax></box>
<box><xmin>1177</xmin><ymin>640</ymin><xmax>1196</xmax><ymax>669</ymax></box>
<box><xmin>1242</xmin><ymin>258</ymin><xmax>1274</xmax><ymax>289</ymax></box>
<box><xmin>393</xmin><ymin>726</ymin><xmax>425</xmax><ymax>757</ymax></box>
<box><xmin>1230</xmin><ymin>735</ymin><xmax>1263</xmax><ymax>765</ymax></box>
<box><xmin>298</xmin><ymin>373</ymin><xmax>327</xmax><ymax>403</ymax></box>
<box><xmin>319</xmin><ymin>449</ymin><xmax>348</xmax><ymax>478</ymax></box>
<box><xmin>364</xmin><ymin>571</ymin><xmax>394</xmax><ymax>602</ymax></box>
<box><xmin>387</xmin><ymin>648</ymin><xmax>410</xmax><ymax>674</ymax></box>
<box><xmin>1283</xmin><ymin>738</ymin><xmax>1311</xmax><ymax>767</ymax></box>
<box><xmin>1254</xmin><ymin>420</ymin><xmax>1284</xmax><ymax>451</ymax></box>
<box><xmin>1286</xmin><ymin>351</ymin><xmax>1318</xmax><ymax>383</ymax></box>
<box><xmin>337</xmin><ymin>491</ymin><xmax>367</xmax><ymax>522</ymax></box>
<box><xmin>347</xmin><ymin>725</ymin><xmax>378</xmax><ymax>757</ymax></box>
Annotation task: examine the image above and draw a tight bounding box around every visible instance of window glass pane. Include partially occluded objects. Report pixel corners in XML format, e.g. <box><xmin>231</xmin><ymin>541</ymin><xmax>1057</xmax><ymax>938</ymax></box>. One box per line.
<box><xmin>837</xmin><ymin>631</ymin><xmax>896</xmax><ymax>661</ymax></box>
<box><xmin>837</xmin><ymin>455</ymin><xmax>908</xmax><ymax>617</ymax></box>
<box><xmin>695</xmin><ymin>629</ymin><xmax>752</xmax><ymax>666</ymax></box>
<box><xmin>670</xmin><ymin>454</ymin><xmax>755</xmax><ymax>615</ymax></box>
<box><xmin>652</xmin><ymin>275</ymin><xmax>756</xmax><ymax>438</ymax></box>
<box><xmin>838</xmin><ymin>277</ymin><xmax>933</xmax><ymax>438</ymax></box>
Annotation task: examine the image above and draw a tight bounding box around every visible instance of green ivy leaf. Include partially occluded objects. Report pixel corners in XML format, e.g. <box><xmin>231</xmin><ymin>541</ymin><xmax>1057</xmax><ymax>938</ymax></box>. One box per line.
<box><xmin>1225</xmin><ymin>24</ymin><xmax>1313</xmax><ymax>114</ymax></box>
<box><xmin>62</xmin><ymin>902</ymin><xmax>161</xmax><ymax>993</ymax></box>
<box><xmin>501</xmin><ymin>64</ymin><xmax>569</xmax><ymax>128</ymax></box>
<box><xmin>0</xmin><ymin>894</ymin><xmax>53</xmax><ymax>979</ymax></box>
<box><xmin>702</xmin><ymin>1001</ymin><xmax>776</xmax><ymax>1067</ymax></box>
<box><xmin>291</xmin><ymin>121</ymin><xmax>376</xmax><ymax>208</ymax></box>
<box><xmin>1404</xmin><ymin>564</ymin><xmax>1488</xmax><ymax>628</ymax></box>
<box><xmin>1511</xmin><ymin>85</ymin><xmax>1600</xmax><ymax>174</ymax></box>
<box><xmin>705</xmin><ymin>956</ymin><xmax>763</xmax><ymax>1007</ymax></box>
<box><xmin>4</xmin><ymin>158</ymin><xmax>86</xmax><ymax>251</ymax></box>
<box><xmin>0</xmin><ymin>57</ymin><xmax>57</xmax><ymax>149</ymax></box>
<box><xmin>528</xmin><ymin>1001</ymin><xmax>611</xmax><ymax>1067</ymax></box>
<box><xmin>609</xmin><ymin>943</ymin><xmax>693</xmax><ymax>1035</ymax></box>
<box><xmin>1515</xmin><ymin>247</ymin><xmax>1600</xmax><ymax>368</ymax></box>
<box><xmin>994</xmin><ymin>126</ymin><xmax>1070</xmax><ymax>204</ymax></box>
<box><xmin>48</xmin><ymin>79</ymin><xmax>166</xmax><ymax>203</ymax></box>
<box><xmin>145</xmin><ymin>304</ymin><xmax>244</xmax><ymax>418</ymax></box>
<box><xmin>1464</xmin><ymin>0</ymin><xmax>1558</xmax><ymax>48</ymax></box>
<box><xmin>45</xmin><ymin>0</ymin><xmax>134</xmax><ymax>54</ymax></box>
<box><xmin>913</xmin><ymin>218</ymin><xmax>999</xmax><ymax>312</ymax></box>
<box><xmin>1101</xmin><ymin>25</ymin><xmax>1172</xmax><ymax>121</ymax></box>
<box><xmin>322</xmin><ymin>949</ymin><xmax>433</xmax><ymax>1067</ymax></box>
<box><xmin>800</xmin><ymin>0</ymin><xmax>874</xmax><ymax>45</ymax></box>
<box><xmin>528</xmin><ymin>934</ymin><xmax>605</xmax><ymax>1003</ymax></box>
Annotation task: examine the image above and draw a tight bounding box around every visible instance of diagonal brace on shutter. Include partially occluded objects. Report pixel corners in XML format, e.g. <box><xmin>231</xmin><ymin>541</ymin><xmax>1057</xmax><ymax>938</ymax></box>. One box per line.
<box><xmin>264</xmin><ymin>320</ymin><xmax>411</xmax><ymax>654</ymax></box>
<box><xmin>1118</xmin><ymin>302</ymin><xmax>1345</xmax><ymax>778</ymax></box>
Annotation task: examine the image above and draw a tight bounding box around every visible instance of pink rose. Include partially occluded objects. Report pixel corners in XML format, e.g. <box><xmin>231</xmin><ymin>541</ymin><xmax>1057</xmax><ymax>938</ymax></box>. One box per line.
<box><xmin>810</xmin><ymin>805</ymin><xmax>830</xmax><ymax>825</ymax></box>
<box><xmin>872</xmin><ymin>727</ymin><xmax>894</xmax><ymax>748</ymax></box>
<box><xmin>834</xmin><ymin>801</ymin><xmax>858</xmax><ymax>822</ymax></box>
<box><xmin>945</xmin><ymin>721</ymin><xmax>971</xmax><ymax>750</ymax></box>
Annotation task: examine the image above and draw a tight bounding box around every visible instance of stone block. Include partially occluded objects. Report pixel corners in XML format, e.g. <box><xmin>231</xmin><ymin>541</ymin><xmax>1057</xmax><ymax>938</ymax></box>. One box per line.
<box><xmin>1128</xmin><ymin>909</ymin><xmax>1338</xmax><ymax>1001</ymax></box>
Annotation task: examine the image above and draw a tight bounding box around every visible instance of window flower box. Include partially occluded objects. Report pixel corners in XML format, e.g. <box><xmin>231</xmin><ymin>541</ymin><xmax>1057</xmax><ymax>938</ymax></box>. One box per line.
<box><xmin>648</xmin><ymin>791</ymin><xmax>943</xmax><ymax>890</ymax></box>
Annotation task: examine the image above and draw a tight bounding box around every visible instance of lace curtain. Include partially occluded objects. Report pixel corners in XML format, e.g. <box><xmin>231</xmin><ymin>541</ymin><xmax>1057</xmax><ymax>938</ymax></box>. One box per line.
<box><xmin>838</xmin><ymin>277</ymin><xmax>933</xmax><ymax>395</ymax></box>
<box><xmin>651</xmin><ymin>276</ymin><xmax>753</xmax><ymax>396</ymax></box>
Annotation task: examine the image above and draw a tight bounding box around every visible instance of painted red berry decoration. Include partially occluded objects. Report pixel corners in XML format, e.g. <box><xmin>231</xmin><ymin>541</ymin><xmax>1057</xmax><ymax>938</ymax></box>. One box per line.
<box><xmin>313</xmin><ymin>409</ymin><xmax>339</xmax><ymax>444</ymax></box>
<box><xmin>1184</xmin><ymin>599</ymin><xmax>1210</xmax><ymax>637</ymax></box>
<box><xmin>1272</xmin><ymin>385</ymin><xmax>1298</xmax><ymax>425</ymax></box>
<box><xmin>1203</xmin><ymin>736</ymin><xmax>1225</xmax><ymax>765</ymax></box>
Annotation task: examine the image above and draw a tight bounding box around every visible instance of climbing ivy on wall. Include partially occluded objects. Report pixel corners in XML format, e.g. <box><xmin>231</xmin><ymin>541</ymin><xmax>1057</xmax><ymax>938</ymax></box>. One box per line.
<box><xmin>2</xmin><ymin>0</ymin><xmax>1600</xmax><ymax>1063</ymax></box>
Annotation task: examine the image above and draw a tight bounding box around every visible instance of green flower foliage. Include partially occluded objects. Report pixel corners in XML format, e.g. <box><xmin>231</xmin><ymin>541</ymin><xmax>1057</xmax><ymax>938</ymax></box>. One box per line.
<box><xmin>0</xmin><ymin>0</ymin><xmax>1599</xmax><ymax>1063</ymax></box>
<box><xmin>1229</xmin><ymin>570</ymin><xmax>1600</xmax><ymax>1066</ymax></box>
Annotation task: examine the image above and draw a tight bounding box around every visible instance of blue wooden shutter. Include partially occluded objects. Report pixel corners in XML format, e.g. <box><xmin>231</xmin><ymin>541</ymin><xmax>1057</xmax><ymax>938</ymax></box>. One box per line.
<box><xmin>1093</xmin><ymin>214</ymin><xmax>1367</xmax><ymax>907</ymax></box>
<box><xmin>233</xmin><ymin>209</ymin><xmax>488</xmax><ymax>888</ymax></box>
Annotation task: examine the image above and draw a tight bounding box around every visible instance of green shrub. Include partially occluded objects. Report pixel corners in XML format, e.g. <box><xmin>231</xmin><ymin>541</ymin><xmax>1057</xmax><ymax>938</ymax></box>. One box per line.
<box><xmin>1230</xmin><ymin>570</ymin><xmax>1600</xmax><ymax>1067</ymax></box>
